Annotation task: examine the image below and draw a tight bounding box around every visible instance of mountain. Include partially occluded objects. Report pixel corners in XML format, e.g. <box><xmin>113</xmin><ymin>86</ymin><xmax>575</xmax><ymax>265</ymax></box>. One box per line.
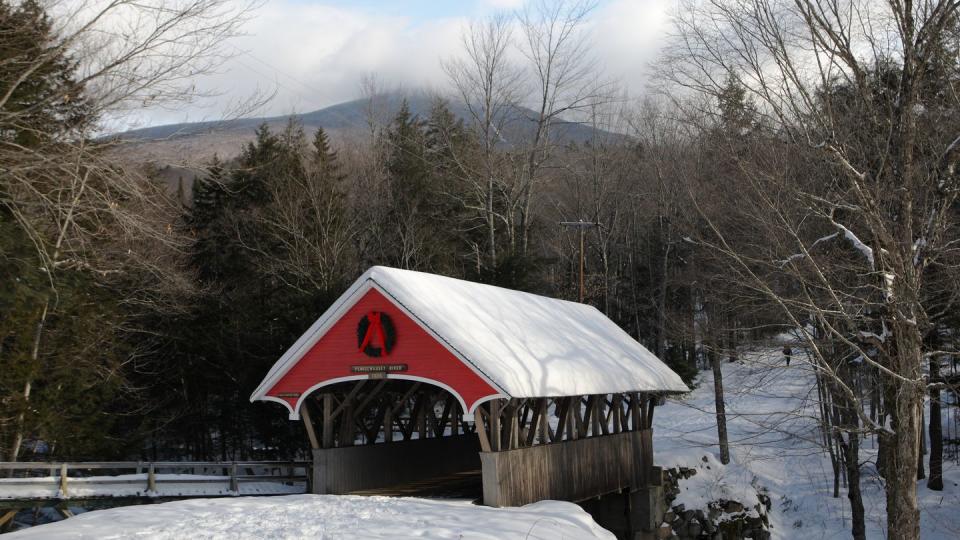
<box><xmin>115</xmin><ymin>93</ymin><xmax>625</xmax><ymax>166</ymax></box>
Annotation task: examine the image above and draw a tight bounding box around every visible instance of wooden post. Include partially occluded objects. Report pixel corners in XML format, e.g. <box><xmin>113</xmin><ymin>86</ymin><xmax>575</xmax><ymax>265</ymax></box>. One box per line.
<box><xmin>59</xmin><ymin>463</ymin><xmax>68</xmax><ymax>497</ymax></box>
<box><xmin>526</xmin><ymin>399</ymin><xmax>542</xmax><ymax>447</ymax></box>
<box><xmin>630</xmin><ymin>392</ymin><xmax>641</xmax><ymax>431</ymax></box>
<box><xmin>417</xmin><ymin>392</ymin><xmax>429</xmax><ymax>440</ymax></box>
<box><xmin>597</xmin><ymin>395</ymin><xmax>606</xmax><ymax>434</ymax></box>
<box><xmin>384</xmin><ymin>404</ymin><xmax>393</xmax><ymax>442</ymax></box>
<box><xmin>490</xmin><ymin>399</ymin><xmax>501</xmax><ymax>451</ymax></box>
<box><xmin>539</xmin><ymin>399</ymin><xmax>549</xmax><ymax>443</ymax></box>
<box><xmin>476</xmin><ymin>406</ymin><xmax>492</xmax><ymax>452</ymax></box>
<box><xmin>554</xmin><ymin>398</ymin><xmax>569</xmax><ymax>441</ymax></box>
<box><xmin>230</xmin><ymin>463</ymin><xmax>239</xmax><ymax>493</ymax></box>
<box><xmin>612</xmin><ymin>394</ymin><xmax>622</xmax><ymax>433</ymax></box>
<box><xmin>147</xmin><ymin>464</ymin><xmax>157</xmax><ymax>493</ymax></box>
<box><xmin>301</xmin><ymin>403</ymin><xmax>320</xmax><ymax>450</ymax></box>
<box><xmin>646</xmin><ymin>397</ymin><xmax>656</xmax><ymax>429</ymax></box>
<box><xmin>339</xmin><ymin>403</ymin><xmax>355</xmax><ymax>446</ymax></box>
<box><xmin>322</xmin><ymin>393</ymin><xmax>334</xmax><ymax>448</ymax></box>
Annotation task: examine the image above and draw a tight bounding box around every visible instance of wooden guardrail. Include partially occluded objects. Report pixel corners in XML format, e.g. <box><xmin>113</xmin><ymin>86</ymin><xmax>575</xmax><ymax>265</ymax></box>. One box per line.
<box><xmin>0</xmin><ymin>461</ymin><xmax>311</xmax><ymax>500</ymax></box>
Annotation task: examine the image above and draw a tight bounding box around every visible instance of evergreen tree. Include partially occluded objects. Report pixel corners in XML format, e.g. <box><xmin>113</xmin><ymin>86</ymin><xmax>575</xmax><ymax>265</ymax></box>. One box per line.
<box><xmin>0</xmin><ymin>0</ymin><xmax>91</xmax><ymax>146</ymax></box>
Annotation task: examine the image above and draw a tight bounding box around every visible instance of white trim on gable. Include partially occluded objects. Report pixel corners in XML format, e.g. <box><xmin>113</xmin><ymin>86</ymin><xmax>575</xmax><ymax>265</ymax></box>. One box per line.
<box><xmin>250</xmin><ymin>272</ymin><xmax>508</xmax><ymax>407</ymax></box>
<box><xmin>249</xmin><ymin>277</ymin><xmax>373</xmax><ymax>402</ymax></box>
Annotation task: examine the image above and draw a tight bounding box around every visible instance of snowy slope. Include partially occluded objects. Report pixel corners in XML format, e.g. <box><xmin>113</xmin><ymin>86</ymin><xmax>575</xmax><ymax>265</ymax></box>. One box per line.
<box><xmin>654</xmin><ymin>347</ymin><xmax>960</xmax><ymax>539</ymax></box>
<box><xmin>4</xmin><ymin>494</ymin><xmax>615</xmax><ymax>540</ymax></box>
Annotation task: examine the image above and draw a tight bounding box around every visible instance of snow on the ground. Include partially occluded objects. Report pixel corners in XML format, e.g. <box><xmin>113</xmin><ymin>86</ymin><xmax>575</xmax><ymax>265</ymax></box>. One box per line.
<box><xmin>4</xmin><ymin>494</ymin><xmax>615</xmax><ymax>540</ymax></box>
<box><xmin>654</xmin><ymin>347</ymin><xmax>960</xmax><ymax>539</ymax></box>
<box><xmin>0</xmin><ymin>474</ymin><xmax>305</xmax><ymax>499</ymax></box>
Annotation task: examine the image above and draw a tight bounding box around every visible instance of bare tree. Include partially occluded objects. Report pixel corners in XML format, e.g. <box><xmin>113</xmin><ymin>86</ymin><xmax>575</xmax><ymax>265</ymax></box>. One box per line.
<box><xmin>515</xmin><ymin>0</ymin><xmax>611</xmax><ymax>256</ymax></box>
<box><xmin>443</xmin><ymin>15</ymin><xmax>522</xmax><ymax>269</ymax></box>
<box><xmin>658</xmin><ymin>0</ymin><xmax>960</xmax><ymax>536</ymax></box>
<box><xmin>1</xmin><ymin>0</ymin><xmax>257</xmax><ymax>461</ymax></box>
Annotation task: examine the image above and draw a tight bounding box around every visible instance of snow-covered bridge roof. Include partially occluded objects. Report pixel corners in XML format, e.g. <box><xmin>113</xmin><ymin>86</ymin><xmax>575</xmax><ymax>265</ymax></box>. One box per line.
<box><xmin>251</xmin><ymin>266</ymin><xmax>687</xmax><ymax>419</ymax></box>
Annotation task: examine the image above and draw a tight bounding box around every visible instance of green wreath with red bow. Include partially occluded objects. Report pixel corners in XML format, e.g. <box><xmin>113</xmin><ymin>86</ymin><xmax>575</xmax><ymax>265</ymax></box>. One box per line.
<box><xmin>356</xmin><ymin>311</ymin><xmax>397</xmax><ymax>357</ymax></box>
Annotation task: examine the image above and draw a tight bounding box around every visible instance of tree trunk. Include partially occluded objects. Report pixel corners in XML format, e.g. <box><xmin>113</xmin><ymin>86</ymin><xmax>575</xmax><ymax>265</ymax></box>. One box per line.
<box><xmin>838</xmin><ymin>359</ymin><xmax>866</xmax><ymax>540</ymax></box>
<box><xmin>9</xmin><ymin>300</ymin><xmax>49</xmax><ymax>462</ymax></box>
<box><xmin>927</xmin><ymin>356</ymin><xmax>943</xmax><ymax>491</ymax></box>
<box><xmin>917</xmin><ymin>405</ymin><xmax>926</xmax><ymax>480</ymax></box>
<box><xmin>844</xmin><ymin>428</ymin><xmax>866</xmax><ymax>540</ymax></box>
<box><xmin>883</xmin><ymin>336</ymin><xmax>923</xmax><ymax>540</ymax></box>
<box><xmin>711</xmin><ymin>346</ymin><xmax>730</xmax><ymax>464</ymax></box>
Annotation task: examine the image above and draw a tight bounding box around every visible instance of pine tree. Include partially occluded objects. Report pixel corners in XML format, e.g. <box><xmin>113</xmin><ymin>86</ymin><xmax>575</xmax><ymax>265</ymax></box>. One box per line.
<box><xmin>0</xmin><ymin>0</ymin><xmax>92</xmax><ymax>146</ymax></box>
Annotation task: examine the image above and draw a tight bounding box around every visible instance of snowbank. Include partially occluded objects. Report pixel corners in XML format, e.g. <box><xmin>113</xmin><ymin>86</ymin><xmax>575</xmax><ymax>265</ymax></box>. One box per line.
<box><xmin>5</xmin><ymin>494</ymin><xmax>615</xmax><ymax>540</ymax></box>
<box><xmin>654</xmin><ymin>348</ymin><xmax>960</xmax><ymax>539</ymax></box>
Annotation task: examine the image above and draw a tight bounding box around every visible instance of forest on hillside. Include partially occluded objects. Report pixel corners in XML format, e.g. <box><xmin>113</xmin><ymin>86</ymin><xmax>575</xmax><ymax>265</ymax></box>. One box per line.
<box><xmin>1</xmin><ymin>0</ymin><xmax>959</xmax><ymax>538</ymax></box>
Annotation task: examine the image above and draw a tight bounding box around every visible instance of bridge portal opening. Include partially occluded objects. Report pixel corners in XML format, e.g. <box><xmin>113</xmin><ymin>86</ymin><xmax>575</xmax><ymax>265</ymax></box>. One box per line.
<box><xmin>299</xmin><ymin>378</ymin><xmax>483</xmax><ymax>498</ymax></box>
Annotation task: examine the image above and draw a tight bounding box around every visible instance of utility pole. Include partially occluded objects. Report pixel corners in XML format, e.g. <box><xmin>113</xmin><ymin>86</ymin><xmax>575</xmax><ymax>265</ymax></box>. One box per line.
<box><xmin>560</xmin><ymin>220</ymin><xmax>601</xmax><ymax>303</ymax></box>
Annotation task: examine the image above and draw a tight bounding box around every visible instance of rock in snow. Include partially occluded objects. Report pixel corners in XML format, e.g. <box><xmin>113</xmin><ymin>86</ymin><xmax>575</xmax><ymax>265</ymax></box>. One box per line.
<box><xmin>5</xmin><ymin>494</ymin><xmax>615</xmax><ymax>540</ymax></box>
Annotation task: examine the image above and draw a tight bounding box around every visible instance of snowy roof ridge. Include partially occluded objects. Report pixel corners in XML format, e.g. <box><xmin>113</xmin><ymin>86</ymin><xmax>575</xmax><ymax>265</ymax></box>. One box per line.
<box><xmin>251</xmin><ymin>266</ymin><xmax>689</xmax><ymax>403</ymax></box>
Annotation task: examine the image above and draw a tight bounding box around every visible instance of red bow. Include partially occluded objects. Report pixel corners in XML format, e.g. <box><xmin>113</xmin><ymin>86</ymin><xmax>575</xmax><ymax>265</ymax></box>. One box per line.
<box><xmin>359</xmin><ymin>311</ymin><xmax>389</xmax><ymax>355</ymax></box>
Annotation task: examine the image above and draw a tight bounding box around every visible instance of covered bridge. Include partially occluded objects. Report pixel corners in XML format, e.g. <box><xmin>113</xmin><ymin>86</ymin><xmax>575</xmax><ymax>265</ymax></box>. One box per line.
<box><xmin>251</xmin><ymin>266</ymin><xmax>687</xmax><ymax>511</ymax></box>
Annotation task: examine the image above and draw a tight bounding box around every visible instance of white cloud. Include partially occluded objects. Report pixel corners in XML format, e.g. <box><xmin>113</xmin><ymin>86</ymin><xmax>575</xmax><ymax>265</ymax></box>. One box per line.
<box><xmin>121</xmin><ymin>0</ymin><xmax>671</xmax><ymax>129</ymax></box>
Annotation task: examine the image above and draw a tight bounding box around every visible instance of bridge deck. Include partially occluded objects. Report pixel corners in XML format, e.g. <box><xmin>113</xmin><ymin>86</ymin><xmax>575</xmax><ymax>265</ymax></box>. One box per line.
<box><xmin>349</xmin><ymin>469</ymin><xmax>482</xmax><ymax>501</ymax></box>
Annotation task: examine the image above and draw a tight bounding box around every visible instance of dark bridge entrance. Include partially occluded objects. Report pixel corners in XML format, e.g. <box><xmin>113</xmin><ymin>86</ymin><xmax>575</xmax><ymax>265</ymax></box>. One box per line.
<box><xmin>300</xmin><ymin>379</ymin><xmax>482</xmax><ymax>497</ymax></box>
<box><xmin>251</xmin><ymin>266</ymin><xmax>688</xmax><ymax>536</ymax></box>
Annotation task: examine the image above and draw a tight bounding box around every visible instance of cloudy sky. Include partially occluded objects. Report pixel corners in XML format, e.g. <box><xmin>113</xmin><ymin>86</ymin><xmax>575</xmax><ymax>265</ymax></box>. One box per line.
<box><xmin>131</xmin><ymin>0</ymin><xmax>670</xmax><ymax>128</ymax></box>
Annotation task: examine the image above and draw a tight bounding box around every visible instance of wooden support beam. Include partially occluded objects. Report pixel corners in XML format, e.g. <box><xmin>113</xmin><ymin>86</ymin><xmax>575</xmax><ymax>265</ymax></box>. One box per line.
<box><xmin>639</xmin><ymin>393</ymin><xmax>649</xmax><ymax>431</ymax></box>
<box><xmin>510</xmin><ymin>406</ymin><xmax>520</xmax><ymax>449</ymax></box>
<box><xmin>490</xmin><ymin>399</ymin><xmax>501</xmax><ymax>451</ymax></box>
<box><xmin>389</xmin><ymin>382</ymin><xmax>422</xmax><ymax>418</ymax></box>
<box><xmin>611</xmin><ymin>394</ymin><xmax>622</xmax><ymax>434</ymax></box>
<box><xmin>322</xmin><ymin>393</ymin><xmax>334</xmax><ymax>448</ymax></box>
<box><xmin>404</xmin><ymin>392</ymin><xmax>428</xmax><ymax>440</ymax></box>
<box><xmin>518</xmin><ymin>400</ymin><xmax>530</xmax><ymax>446</ymax></box>
<box><xmin>434</xmin><ymin>396</ymin><xmax>454</xmax><ymax>437</ymax></box>
<box><xmin>623</xmin><ymin>393</ymin><xmax>631</xmax><ymax>431</ymax></box>
<box><xmin>597</xmin><ymin>395</ymin><xmax>609</xmax><ymax>436</ymax></box>
<box><xmin>354</xmin><ymin>379</ymin><xmax>389</xmax><ymax>417</ymax></box>
<box><xmin>579</xmin><ymin>396</ymin><xmax>595</xmax><ymax>438</ymax></box>
<box><xmin>629</xmin><ymin>392</ymin><xmax>640</xmax><ymax>432</ymax></box>
<box><xmin>331</xmin><ymin>381</ymin><xmax>366</xmax><ymax>420</ymax></box>
<box><xmin>646</xmin><ymin>397</ymin><xmax>656</xmax><ymax>429</ymax></box>
<box><xmin>301</xmin><ymin>402</ymin><xmax>320</xmax><ymax>450</ymax></box>
<box><xmin>475</xmin><ymin>406</ymin><xmax>492</xmax><ymax>452</ymax></box>
<box><xmin>525</xmin><ymin>398</ymin><xmax>544</xmax><ymax>447</ymax></box>
<box><xmin>417</xmin><ymin>392</ymin><xmax>430</xmax><ymax>439</ymax></box>
<box><xmin>501</xmin><ymin>399</ymin><xmax>519</xmax><ymax>450</ymax></box>
<box><xmin>539</xmin><ymin>399</ymin><xmax>549</xmax><ymax>444</ymax></box>
<box><xmin>384</xmin><ymin>404</ymin><xmax>393</xmax><ymax>442</ymax></box>
<box><xmin>554</xmin><ymin>397</ymin><xmax>570</xmax><ymax>442</ymax></box>
<box><xmin>339</xmin><ymin>403</ymin><xmax>355</xmax><ymax>446</ymax></box>
<box><xmin>0</xmin><ymin>510</ymin><xmax>17</xmax><ymax>529</ymax></box>
<box><xmin>572</xmin><ymin>397</ymin><xmax>585</xmax><ymax>438</ymax></box>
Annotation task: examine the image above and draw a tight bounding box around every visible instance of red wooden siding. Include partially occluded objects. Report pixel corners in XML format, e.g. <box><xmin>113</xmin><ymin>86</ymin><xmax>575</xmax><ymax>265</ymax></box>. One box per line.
<box><xmin>266</xmin><ymin>288</ymin><xmax>500</xmax><ymax>413</ymax></box>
